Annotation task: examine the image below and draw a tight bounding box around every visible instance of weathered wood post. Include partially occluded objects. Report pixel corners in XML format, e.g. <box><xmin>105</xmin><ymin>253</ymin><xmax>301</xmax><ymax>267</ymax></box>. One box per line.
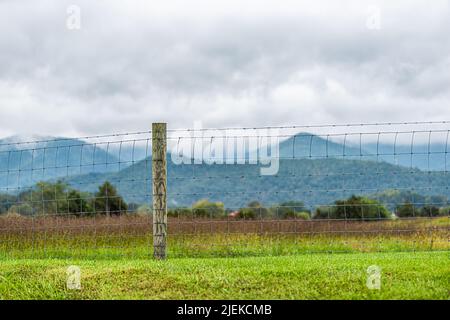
<box><xmin>152</xmin><ymin>123</ymin><xmax>167</xmax><ymax>260</ymax></box>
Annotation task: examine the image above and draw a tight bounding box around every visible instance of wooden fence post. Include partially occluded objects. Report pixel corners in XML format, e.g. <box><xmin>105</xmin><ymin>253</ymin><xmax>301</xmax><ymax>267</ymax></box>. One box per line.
<box><xmin>152</xmin><ymin>123</ymin><xmax>167</xmax><ymax>260</ymax></box>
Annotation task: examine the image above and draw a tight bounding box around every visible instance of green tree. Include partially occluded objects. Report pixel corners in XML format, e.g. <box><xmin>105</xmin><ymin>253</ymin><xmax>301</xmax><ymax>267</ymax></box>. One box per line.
<box><xmin>276</xmin><ymin>201</ymin><xmax>310</xmax><ymax>219</ymax></box>
<box><xmin>94</xmin><ymin>181</ymin><xmax>128</xmax><ymax>216</ymax></box>
<box><xmin>420</xmin><ymin>205</ymin><xmax>441</xmax><ymax>217</ymax></box>
<box><xmin>192</xmin><ymin>199</ymin><xmax>225</xmax><ymax>218</ymax></box>
<box><xmin>28</xmin><ymin>181</ymin><xmax>68</xmax><ymax>215</ymax></box>
<box><xmin>66</xmin><ymin>189</ymin><xmax>93</xmax><ymax>216</ymax></box>
<box><xmin>439</xmin><ymin>207</ymin><xmax>450</xmax><ymax>216</ymax></box>
<box><xmin>17</xmin><ymin>181</ymin><xmax>92</xmax><ymax>216</ymax></box>
<box><xmin>239</xmin><ymin>201</ymin><xmax>269</xmax><ymax>219</ymax></box>
<box><xmin>395</xmin><ymin>201</ymin><xmax>418</xmax><ymax>218</ymax></box>
<box><xmin>314</xmin><ymin>195</ymin><xmax>391</xmax><ymax>220</ymax></box>
<box><xmin>168</xmin><ymin>207</ymin><xmax>191</xmax><ymax>217</ymax></box>
<box><xmin>0</xmin><ymin>194</ymin><xmax>16</xmax><ymax>214</ymax></box>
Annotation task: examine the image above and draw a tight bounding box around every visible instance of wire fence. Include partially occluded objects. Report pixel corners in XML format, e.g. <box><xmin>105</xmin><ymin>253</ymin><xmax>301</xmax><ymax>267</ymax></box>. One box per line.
<box><xmin>0</xmin><ymin>132</ymin><xmax>153</xmax><ymax>258</ymax></box>
<box><xmin>0</xmin><ymin>121</ymin><xmax>449</xmax><ymax>259</ymax></box>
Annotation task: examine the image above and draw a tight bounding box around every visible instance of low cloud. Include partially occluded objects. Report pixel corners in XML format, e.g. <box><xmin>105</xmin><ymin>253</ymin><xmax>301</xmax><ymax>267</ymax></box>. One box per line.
<box><xmin>0</xmin><ymin>0</ymin><xmax>449</xmax><ymax>137</ymax></box>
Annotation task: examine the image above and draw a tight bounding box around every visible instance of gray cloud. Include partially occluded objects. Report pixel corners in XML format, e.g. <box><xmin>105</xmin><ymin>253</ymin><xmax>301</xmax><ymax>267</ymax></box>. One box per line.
<box><xmin>0</xmin><ymin>0</ymin><xmax>449</xmax><ymax>137</ymax></box>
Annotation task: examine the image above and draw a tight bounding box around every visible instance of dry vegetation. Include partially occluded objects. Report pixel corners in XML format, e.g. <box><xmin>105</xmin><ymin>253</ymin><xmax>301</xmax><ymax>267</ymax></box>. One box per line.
<box><xmin>0</xmin><ymin>214</ymin><xmax>448</xmax><ymax>259</ymax></box>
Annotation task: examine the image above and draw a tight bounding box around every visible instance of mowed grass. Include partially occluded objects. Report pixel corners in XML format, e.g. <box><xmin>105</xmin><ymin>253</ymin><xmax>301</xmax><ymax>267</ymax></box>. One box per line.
<box><xmin>0</xmin><ymin>251</ymin><xmax>448</xmax><ymax>300</ymax></box>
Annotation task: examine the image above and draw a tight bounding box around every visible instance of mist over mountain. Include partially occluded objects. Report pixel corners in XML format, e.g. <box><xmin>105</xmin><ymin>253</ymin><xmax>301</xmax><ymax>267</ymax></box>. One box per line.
<box><xmin>279</xmin><ymin>133</ymin><xmax>449</xmax><ymax>171</ymax></box>
<box><xmin>0</xmin><ymin>136</ymin><xmax>143</xmax><ymax>190</ymax></box>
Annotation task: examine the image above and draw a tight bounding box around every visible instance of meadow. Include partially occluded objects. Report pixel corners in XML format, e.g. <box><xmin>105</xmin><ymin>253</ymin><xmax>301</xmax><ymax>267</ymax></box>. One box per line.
<box><xmin>0</xmin><ymin>252</ymin><xmax>448</xmax><ymax>300</ymax></box>
<box><xmin>0</xmin><ymin>214</ymin><xmax>448</xmax><ymax>299</ymax></box>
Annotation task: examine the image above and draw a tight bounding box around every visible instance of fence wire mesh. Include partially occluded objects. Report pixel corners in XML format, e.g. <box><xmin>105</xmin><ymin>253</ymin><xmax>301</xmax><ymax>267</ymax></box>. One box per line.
<box><xmin>0</xmin><ymin>122</ymin><xmax>449</xmax><ymax>259</ymax></box>
<box><xmin>0</xmin><ymin>132</ymin><xmax>153</xmax><ymax>258</ymax></box>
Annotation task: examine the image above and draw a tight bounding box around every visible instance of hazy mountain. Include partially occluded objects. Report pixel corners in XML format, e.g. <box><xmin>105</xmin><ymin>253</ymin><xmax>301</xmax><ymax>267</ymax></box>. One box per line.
<box><xmin>0</xmin><ymin>136</ymin><xmax>122</xmax><ymax>190</ymax></box>
<box><xmin>369</xmin><ymin>189</ymin><xmax>448</xmax><ymax>211</ymax></box>
<box><xmin>364</xmin><ymin>143</ymin><xmax>449</xmax><ymax>171</ymax></box>
<box><xmin>2</xmin><ymin>133</ymin><xmax>449</xmax><ymax>209</ymax></box>
<box><xmin>279</xmin><ymin>133</ymin><xmax>448</xmax><ymax>171</ymax></box>
<box><xmin>279</xmin><ymin>133</ymin><xmax>367</xmax><ymax>159</ymax></box>
<box><xmin>63</xmin><ymin>155</ymin><xmax>450</xmax><ymax>209</ymax></box>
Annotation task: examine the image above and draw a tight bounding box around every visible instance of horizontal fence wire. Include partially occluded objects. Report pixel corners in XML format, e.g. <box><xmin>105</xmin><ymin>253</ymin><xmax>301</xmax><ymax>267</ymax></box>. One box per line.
<box><xmin>0</xmin><ymin>122</ymin><xmax>449</xmax><ymax>259</ymax></box>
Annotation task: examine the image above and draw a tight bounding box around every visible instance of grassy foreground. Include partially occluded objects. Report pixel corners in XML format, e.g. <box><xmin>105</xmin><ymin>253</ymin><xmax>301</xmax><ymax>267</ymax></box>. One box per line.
<box><xmin>0</xmin><ymin>251</ymin><xmax>448</xmax><ymax>300</ymax></box>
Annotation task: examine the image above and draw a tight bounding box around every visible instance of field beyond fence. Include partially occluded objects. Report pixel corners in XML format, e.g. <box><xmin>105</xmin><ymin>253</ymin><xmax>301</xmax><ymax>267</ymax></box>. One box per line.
<box><xmin>0</xmin><ymin>214</ymin><xmax>447</xmax><ymax>259</ymax></box>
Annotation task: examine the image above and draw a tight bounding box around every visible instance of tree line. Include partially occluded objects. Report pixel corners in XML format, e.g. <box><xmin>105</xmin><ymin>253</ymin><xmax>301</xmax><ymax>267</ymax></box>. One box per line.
<box><xmin>169</xmin><ymin>196</ymin><xmax>448</xmax><ymax>220</ymax></box>
<box><xmin>0</xmin><ymin>181</ymin><xmax>128</xmax><ymax>217</ymax></box>
<box><xmin>0</xmin><ymin>181</ymin><xmax>448</xmax><ymax>220</ymax></box>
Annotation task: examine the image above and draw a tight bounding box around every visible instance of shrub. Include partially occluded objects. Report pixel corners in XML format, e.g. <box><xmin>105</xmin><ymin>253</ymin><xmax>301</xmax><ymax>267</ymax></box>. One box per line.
<box><xmin>0</xmin><ymin>194</ymin><xmax>15</xmax><ymax>214</ymax></box>
<box><xmin>294</xmin><ymin>212</ymin><xmax>311</xmax><ymax>220</ymax></box>
<box><xmin>395</xmin><ymin>202</ymin><xmax>418</xmax><ymax>218</ymax></box>
<box><xmin>18</xmin><ymin>181</ymin><xmax>68</xmax><ymax>215</ymax></box>
<box><xmin>192</xmin><ymin>199</ymin><xmax>225</xmax><ymax>218</ymax></box>
<box><xmin>314</xmin><ymin>195</ymin><xmax>391</xmax><ymax>220</ymax></box>
<box><xmin>93</xmin><ymin>181</ymin><xmax>128</xmax><ymax>216</ymax></box>
<box><xmin>8</xmin><ymin>204</ymin><xmax>34</xmax><ymax>216</ymax></box>
<box><xmin>16</xmin><ymin>181</ymin><xmax>93</xmax><ymax>216</ymax></box>
<box><xmin>276</xmin><ymin>201</ymin><xmax>310</xmax><ymax>219</ymax></box>
<box><xmin>65</xmin><ymin>189</ymin><xmax>93</xmax><ymax>216</ymax></box>
<box><xmin>168</xmin><ymin>207</ymin><xmax>192</xmax><ymax>217</ymax></box>
<box><xmin>439</xmin><ymin>207</ymin><xmax>450</xmax><ymax>216</ymax></box>
<box><xmin>395</xmin><ymin>202</ymin><xmax>445</xmax><ymax>218</ymax></box>
<box><xmin>420</xmin><ymin>205</ymin><xmax>441</xmax><ymax>217</ymax></box>
<box><xmin>238</xmin><ymin>208</ymin><xmax>257</xmax><ymax>219</ymax></box>
<box><xmin>239</xmin><ymin>201</ymin><xmax>270</xmax><ymax>219</ymax></box>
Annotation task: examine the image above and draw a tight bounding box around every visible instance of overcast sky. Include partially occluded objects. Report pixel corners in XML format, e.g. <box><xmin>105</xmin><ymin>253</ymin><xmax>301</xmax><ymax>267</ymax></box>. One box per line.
<box><xmin>0</xmin><ymin>0</ymin><xmax>449</xmax><ymax>138</ymax></box>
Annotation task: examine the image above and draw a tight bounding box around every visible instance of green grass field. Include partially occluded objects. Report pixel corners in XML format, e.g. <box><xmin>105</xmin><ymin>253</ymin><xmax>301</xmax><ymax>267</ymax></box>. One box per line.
<box><xmin>0</xmin><ymin>216</ymin><xmax>448</xmax><ymax>300</ymax></box>
<box><xmin>0</xmin><ymin>252</ymin><xmax>448</xmax><ymax>300</ymax></box>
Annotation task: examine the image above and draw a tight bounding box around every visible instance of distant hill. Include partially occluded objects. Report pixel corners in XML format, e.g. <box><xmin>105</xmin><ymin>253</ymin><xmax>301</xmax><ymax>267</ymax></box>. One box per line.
<box><xmin>279</xmin><ymin>133</ymin><xmax>448</xmax><ymax>171</ymax></box>
<box><xmin>2</xmin><ymin>133</ymin><xmax>449</xmax><ymax>209</ymax></box>
<box><xmin>364</xmin><ymin>143</ymin><xmax>448</xmax><ymax>171</ymax></box>
<box><xmin>0</xmin><ymin>136</ymin><xmax>121</xmax><ymax>190</ymax></box>
<box><xmin>368</xmin><ymin>189</ymin><xmax>448</xmax><ymax>210</ymax></box>
<box><xmin>63</xmin><ymin>155</ymin><xmax>450</xmax><ymax>209</ymax></box>
<box><xmin>279</xmin><ymin>133</ymin><xmax>367</xmax><ymax>159</ymax></box>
